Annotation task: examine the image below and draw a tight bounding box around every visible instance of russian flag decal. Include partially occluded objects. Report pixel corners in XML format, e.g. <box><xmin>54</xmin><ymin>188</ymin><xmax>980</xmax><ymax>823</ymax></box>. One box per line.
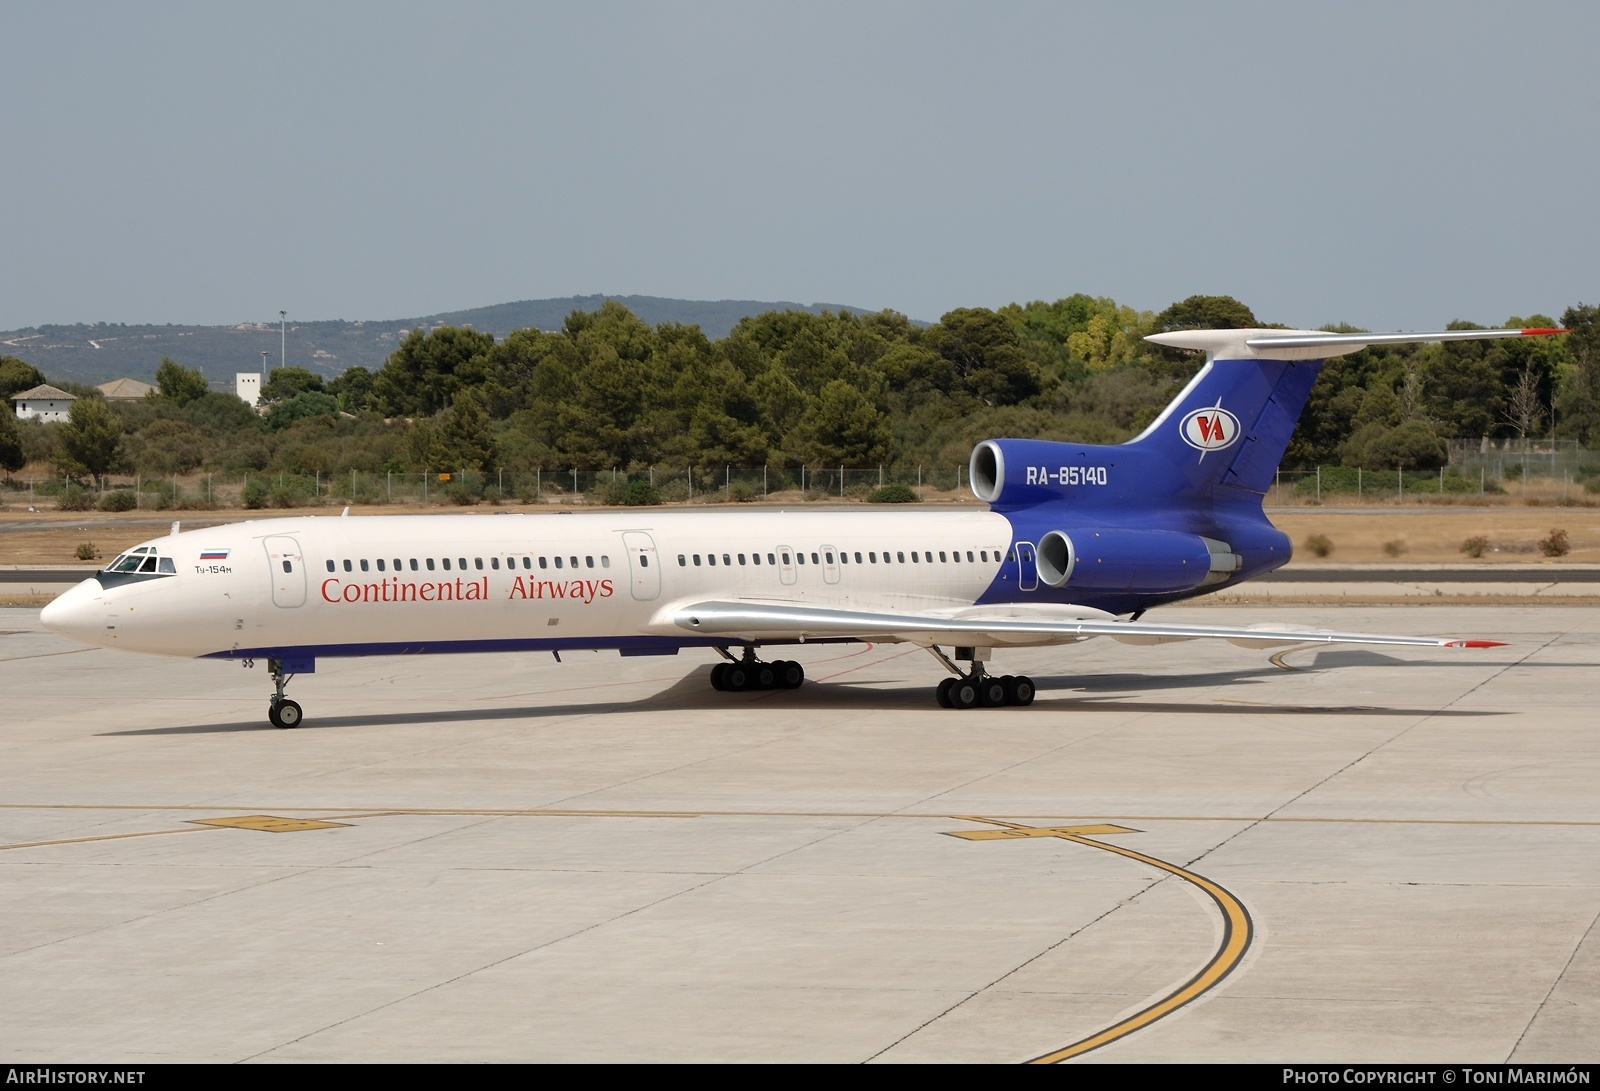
<box><xmin>199</xmin><ymin>548</ymin><xmax>230</xmax><ymax>560</ymax></box>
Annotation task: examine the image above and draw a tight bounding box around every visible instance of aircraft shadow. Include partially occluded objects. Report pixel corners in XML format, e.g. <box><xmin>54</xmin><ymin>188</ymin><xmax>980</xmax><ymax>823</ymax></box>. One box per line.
<box><xmin>99</xmin><ymin>664</ymin><xmax>1499</xmax><ymax>733</ymax></box>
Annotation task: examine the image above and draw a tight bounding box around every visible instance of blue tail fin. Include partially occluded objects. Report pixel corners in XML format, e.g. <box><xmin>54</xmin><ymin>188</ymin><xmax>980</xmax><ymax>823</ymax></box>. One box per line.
<box><xmin>1125</xmin><ymin>353</ymin><xmax>1324</xmax><ymax>496</ymax></box>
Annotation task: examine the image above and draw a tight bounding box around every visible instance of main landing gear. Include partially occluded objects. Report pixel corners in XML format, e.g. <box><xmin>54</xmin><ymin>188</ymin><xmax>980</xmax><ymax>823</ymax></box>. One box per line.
<box><xmin>709</xmin><ymin>649</ymin><xmax>804</xmax><ymax>692</ymax></box>
<box><xmin>266</xmin><ymin>658</ymin><xmax>303</xmax><ymax>729</ymax></box>
<box><xmin>930</xmin><ymin>647</ymin><xmax>1034</xmax><ymax>710</ymax></box>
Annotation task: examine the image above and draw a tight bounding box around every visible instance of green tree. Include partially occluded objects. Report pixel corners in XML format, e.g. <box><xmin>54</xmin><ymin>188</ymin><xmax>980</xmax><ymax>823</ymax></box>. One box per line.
<box><xmin>266</xmin><ymin>391</ymin><xmax>339</xmax><ymax>431</ymax></box>
<box><xmin>1555</xmin><ymin>305</ymin><xmax>1600</xmax><ymax>443</ymax></box>
<box><xmin>260</xmin><ymin>366</ymin><xmax>325</xmax><ymax>403</ymax></box>
<box><xmin>1153</xmin><ymin>295</ymin><xmax>1258</xmax><ymax>331</ymax></box>
<box><xmin>0</xmin><ymin>357</ymin><xmax>46</xmax><ymax>402</ymax></box>
<box><xmin>0</xmin><ymin>407</ymin><xmax>25</xmax><ymax>472</ymax></box>
<box><xmin>325</xmin><ymin>366</ymin><xmax>375</xmax><ymax>414</ymax></box>
<box><xmin>373</xmin><ymin>327</ymin><xmax>495</xmax><ymax>417</ymax></box>
<box><xmin>154</xmin><ymin>357</ymin><xmax>210</xmax><ymax>405</ymax></box>
<box><xmin>54</xmin><ymin>396</ymin><xmax>122</xmax><ymax>481</ymax></box>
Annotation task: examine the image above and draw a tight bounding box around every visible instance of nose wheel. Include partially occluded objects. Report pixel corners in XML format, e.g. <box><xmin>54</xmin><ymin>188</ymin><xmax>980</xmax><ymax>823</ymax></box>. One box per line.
<box><xmin>265</xmin><ymin>659</ymin><xmax>305</xmax><ymax>729</ymax></box>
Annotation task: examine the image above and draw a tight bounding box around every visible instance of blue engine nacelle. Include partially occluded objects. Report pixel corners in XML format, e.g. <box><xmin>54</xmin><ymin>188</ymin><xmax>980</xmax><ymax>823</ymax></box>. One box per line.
<box><xmin>1034</xmin><ymin>528</ymin><xmax>1221</xmax><ymax>594</ymax></box>
<box><xmin>969</xmin><ymin>439</ymin><xmax>1102</xmax><ymax>508</ymax></box>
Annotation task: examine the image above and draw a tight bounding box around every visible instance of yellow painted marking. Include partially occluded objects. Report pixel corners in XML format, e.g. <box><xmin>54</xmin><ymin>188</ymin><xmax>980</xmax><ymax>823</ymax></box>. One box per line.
<box><xmin>189</xmin><ymin>815</ymin><xmax>350</xmax><ymax>833</ymax></box>
<box><xmin>945</xmin><ymin>823</ymin><xmax>1136</xmax><ymax>841</ymax></box>
<box><xmin>0</xmin><ymin>827</ymin><xmax>215</xmax><ymax>852</ymax></box>
<box><xmin>1269</xmin><ymin>649</ymin><xmax>1306</xmax><ymax>671</ymax></box>
<box><xmin>947</xmin><ymin>817</ymin><xmax>1253</xmax><ymax>1064</ymax></box>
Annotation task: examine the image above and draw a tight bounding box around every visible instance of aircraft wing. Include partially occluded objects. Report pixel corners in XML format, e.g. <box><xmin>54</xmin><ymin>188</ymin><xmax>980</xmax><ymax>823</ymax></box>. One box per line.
<box><xmin>671</xmin><ymin>600</ymin><xmax>1503</xmax><ymax>650</ymax></box>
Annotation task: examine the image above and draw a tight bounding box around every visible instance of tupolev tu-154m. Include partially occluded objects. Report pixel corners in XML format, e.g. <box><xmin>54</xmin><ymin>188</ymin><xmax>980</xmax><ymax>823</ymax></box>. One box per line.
<box><xmin>41</xmin><ymin>325</ymin><xmax>1557</xmax><ymax>728</ymax></box>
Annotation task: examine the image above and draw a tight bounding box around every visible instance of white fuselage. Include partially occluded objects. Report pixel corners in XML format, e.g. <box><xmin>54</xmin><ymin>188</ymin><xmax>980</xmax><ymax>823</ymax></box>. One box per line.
<box><xmin>43</xmin><ymin>509</ymin><xmax>1021</xmax><ymax>660</ymax></box>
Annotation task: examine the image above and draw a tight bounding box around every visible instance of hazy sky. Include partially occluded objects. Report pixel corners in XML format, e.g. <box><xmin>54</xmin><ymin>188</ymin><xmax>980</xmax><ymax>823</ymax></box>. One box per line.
<box><xmin>4</xmin><ymin>1</ymin><xmax>1595</xmax><ymax>333</ymax></box>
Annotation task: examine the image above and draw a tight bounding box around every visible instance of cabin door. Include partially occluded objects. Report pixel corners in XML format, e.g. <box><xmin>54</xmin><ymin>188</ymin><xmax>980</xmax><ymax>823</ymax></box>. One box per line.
<box><xmin>620</xmin><ymin>531</ymin><xmax>661</xmax><ymax>601</ymax></box>
<box><xmin>264</xmin><ymin>536</ymin><xmax>307</xmax><ymax>608</ymax></box>
<box><xmin>1015</xmin><ymin>541</ymin><xmax>1039</xmax><ymax>592</ymax></box>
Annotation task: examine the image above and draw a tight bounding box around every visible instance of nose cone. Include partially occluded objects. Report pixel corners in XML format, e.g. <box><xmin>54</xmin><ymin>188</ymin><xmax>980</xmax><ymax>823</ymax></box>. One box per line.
<box><xmin>41</xmin><ymin>578</ymin><xmax>108</xmax><ymax>646</ymax></box>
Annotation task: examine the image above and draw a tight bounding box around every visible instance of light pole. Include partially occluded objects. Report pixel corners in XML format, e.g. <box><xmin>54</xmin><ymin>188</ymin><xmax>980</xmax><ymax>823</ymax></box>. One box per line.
<box><xmin>279</xmin><ymin>310</ymin><xmax>286</xmax><ymax>371</ymax></box>
<box><xmin>260</xmin><ymin>351</ymin><xmax>269</xmax><ymax>390</ymax></box>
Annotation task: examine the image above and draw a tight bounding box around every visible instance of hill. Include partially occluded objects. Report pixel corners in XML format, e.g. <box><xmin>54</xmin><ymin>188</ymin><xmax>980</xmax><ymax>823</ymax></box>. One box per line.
<box><xmin>0</xmin><ymin>295</ymin><xmax>888</xmax><ymax>388</ymax></box>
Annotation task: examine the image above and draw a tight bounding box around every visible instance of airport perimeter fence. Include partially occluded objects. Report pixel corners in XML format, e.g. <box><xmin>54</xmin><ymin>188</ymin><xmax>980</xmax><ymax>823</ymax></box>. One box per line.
<box><xmin>9</xmin><ymin>440</ymin><xmax>1600</xmax><ymax>512</ymax></box>
<box><xmin>1270</xmin><ymin>439</ymin><xmax>1600</xmax><ymax>504</ymax></box>
<box><xmin>3</xmin><ymin>464</ymin><xmax>975</xmax><ymax>512</ymax></box>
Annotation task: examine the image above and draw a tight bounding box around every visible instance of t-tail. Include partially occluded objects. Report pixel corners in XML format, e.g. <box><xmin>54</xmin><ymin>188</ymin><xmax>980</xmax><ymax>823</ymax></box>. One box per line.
<box><xmin>969</xmin><ymin>325</ymin><xmax>1565</xmax><ymax>514</ymax></box>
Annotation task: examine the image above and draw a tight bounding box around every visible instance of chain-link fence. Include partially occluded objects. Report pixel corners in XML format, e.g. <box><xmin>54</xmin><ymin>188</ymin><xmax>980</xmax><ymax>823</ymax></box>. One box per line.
<box><xmin>2</xmin><ymin>465</ymin><xmax>974</xmax><ymax>512</ymax></box>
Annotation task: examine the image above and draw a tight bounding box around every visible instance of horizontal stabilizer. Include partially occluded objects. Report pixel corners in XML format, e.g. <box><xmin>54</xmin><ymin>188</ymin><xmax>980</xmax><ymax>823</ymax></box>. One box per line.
<box><xmin>1147</xmin><ymin>327</ymin><xmax>1566</xmax><ymax>362</ymax></box>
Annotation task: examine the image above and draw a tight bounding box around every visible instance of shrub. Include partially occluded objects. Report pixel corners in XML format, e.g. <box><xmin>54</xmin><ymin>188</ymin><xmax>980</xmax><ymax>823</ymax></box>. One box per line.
<box><xmin>728</xmin><ymin>480</ymin><xmax>757</xmax><ymax>503</ymax></box>
<box><xmin>58</xmin><ymin>484</ymin><xmax>95</xmax><ymax>511</ymax></box>
<box><xmin>269</xmin><ymin>486</ymin><xmax>298</xmax><ymax>509</ymax></box>
<box><xmin>1539</xmin><ymin>528</ymin><xmax>1570</xmax><ymax>557</ymax></box>
<box><xmin>242</xmin><ymin>480</ymin><xmax>269</xmax><ymax>509</ymax></box>
<box><xmin>1461</xmin><ymin>535</ymin><xmax>1491</xmax><ymax>558</ymax></box>
<box><xmin>1302</xmin><ymin>533</ymin><xmax>1333</xmax><ymax>558</ymax></box>
<box><xmin>74</xmin><ymin>541</ymin><xmax>98</xmax><ymax>562</ymax></box>
<box><xmin>1382</xmin><ymin>539</ymin><xmax>1408</xmax><ymax>558</ymax></box>
<box><xmin>445</xmin><ymin>482</ymin><xmax>480</xmax><ymax>506</ymax></box>
<box><xmin>98</xmin><ymin>490</ymin><xmax>137</xmax><ymax>512</ymax></box>
<box><xmin>867</xmin><ymin>483</ymin><xmax>917</xmax><ymax>503</ymax></box>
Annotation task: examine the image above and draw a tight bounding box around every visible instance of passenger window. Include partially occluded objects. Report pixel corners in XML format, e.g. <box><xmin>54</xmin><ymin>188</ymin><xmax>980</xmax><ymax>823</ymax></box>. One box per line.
<box><xmin>825</xmin><ymin>552</ymin><xmax>834</xmax><ymax>564</ymax></box>
<box><xmin>540</xmin><ymin>557</ymin><xmax>548</xmax><ymax>569</ymax></box>
<box><xmin>569</xmin><ymin>556</ymin><xmax>578</xmax><ymax>568</ymax></box>
<box><xmin>158</xmin><ymin>558</ymin><xmax>175</xmax><ymax>574</ymax></box>
<box><xmin>459</xmin><ymin>558</ymin><xmax>467</xmax><ymax>570</ymax></box>
<box><xmin>678</xmin><ymin>555</ymin><xmax>686</xmax><ymax>566</ymax></box>
<box><xmin>585</xmin><ymin>556</ymin><xmax>594</xmax><ymax>569</ymax></box>
<box><xmin>522</xmin><ymin>557</ymin><xmax>531</xmax><ymax>569</ymax></box>
<box><xmin>554</xmin><ymin>557</ymin><xmax>563</xmax><ymax>569</ymax></box>
<box><xmin>281</xmin><ymin>560</ymin><xmax>291</xmax><ymax>573</ymax></box>
<box><xmin>796</xmin><ymin>553</ymin><xmax>805</xmax><ymax>565</ymax></box>
<box><xmin>394</xmin><ymin>558</ymin><xmax>402</xmax><ymax>570</ymax></box>
<box><xmin>442</xmin><ymin>558</ymin><xmax>452</xmax><ymax>571</ymax></box>
<box><xmin>326</xmin><ymin>560</ymin><xmax>335</xmax><ymax>573</ymax></box>
<box><xmin>640</xmin><ymin>556</ymin><xmax>649</xmax><ymax>568</ymax></box>
<box><xmin>708</xmin><ymin>554</ymin><xmax>717</xmax><ymax>566</ymax></box>
<box><xmin>870</xmin><ymin>552</ymin><xmax>877</xmax><ymax>563</ymax></box>
<box><xmin>490</xmin><ymin>558</ymin><xmax>499</xmax><ymax>570</ymax></box>
<box><xmin>360</xmin><ymin>559</ymin><xmax>370</xmax><ymax>572</ymax></box>
<box><xmin>426</xmin><ymin>558</ymin><xmax>435</xmax><ymax>571</ymax></box>
<box><xmin>475</xmin><ymin>558</ymin><xmax>484</xmax><ymax>570</ymax></box>
<box><xmin>911</xmin><ymin>552</ymin><xmax>919</xmax><ymax>563</ymax></box>
<box><xmin>939</xmin><ymin>552</ymin><xmax>947</xmax><ymax>562</ymax></box>
<box><xmin>925</xmin><ymin>552</ymin><xmax>932</xmax><ymax>563</ymax></box>
<box><xmin>767</xmin><ymin>553</ymin><xmax>776</xmax><ymax>565</ymax></box>
<box><xmin>855</xmin><ymin>552</ymin><xmax>862</xmax><ymax>563</ymax></box>
<box><xmin>378</xmin><ymin>559</ymin><xmax>387</xmax><ymax>571</ymax></box>
<box><xmin>410</xmin><ymin>559</ymin><xmax>419</xmax><ymax>571</ymax></box>
<box><xmin>810</xmin><ymin>553</ymin><xmax>819</xmax><ymax>565</ymax></box>
<box><xmin>721</xmin><ymin>554</ymin><xmax>729</xmax><ymax>566</ymax></box>
<box><xmin>1007</xmin><ymin>550</ymin><xmax>1015</xmax><ymax>562</ymax></box>
<box><xmin>343</xmin><ymin>560</ymin><xmax>352</xmax><ymax>572</ymax></box>
<box><xmin>781</xmin><ymin>553</ymin><xmax>790</xmax><ymax>565</ymax></box>
<box><xmin>693</xmin><ymin>554</ymin><xmax>702</xmax><ymax>566</ymax></box>
<box><xmin>738</xmin><ymin>554</ymin><xmax>746</xmax><ymax>565</ymax></box>
<box><xmin>752</xmin><ymin>554</ymin><xmax>761</xmax><ymax>565</ymax></box>
<box><xmin>601</xmin><ymin>556</ymin><xmax>610</xmax><ymax>568</ymax></box>
<box><xmin>897</xmin><ymin>552</ymin><xmax>905</xmax><ymax>563</ymax></box>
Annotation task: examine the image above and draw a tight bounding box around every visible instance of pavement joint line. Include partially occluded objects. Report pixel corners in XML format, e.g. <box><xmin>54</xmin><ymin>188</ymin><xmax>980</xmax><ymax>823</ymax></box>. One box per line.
<box><xmin>3</xmin><ymin>804</ymin><xmax>1600</xmax><ymax>826</ymax></box>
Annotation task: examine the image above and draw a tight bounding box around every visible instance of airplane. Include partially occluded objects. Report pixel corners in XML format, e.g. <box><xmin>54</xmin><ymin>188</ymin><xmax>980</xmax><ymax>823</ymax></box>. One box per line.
<box><xmin>40</xmin><ymin>325</ymin><xmax>1560</xmax><ymax>728</ymax></box>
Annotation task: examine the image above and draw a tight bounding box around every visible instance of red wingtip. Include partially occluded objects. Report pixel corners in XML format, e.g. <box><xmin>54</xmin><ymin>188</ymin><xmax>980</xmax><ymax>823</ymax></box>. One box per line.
<box><xmin>1521</xmin><ymin>328</ymin><xmax>1569</xmax><ymax>336</ymax></box>
<box><xmin>1446</xmin><ymin>639</ymin><xmax>1507</xmax><ymax>648</ymax></box>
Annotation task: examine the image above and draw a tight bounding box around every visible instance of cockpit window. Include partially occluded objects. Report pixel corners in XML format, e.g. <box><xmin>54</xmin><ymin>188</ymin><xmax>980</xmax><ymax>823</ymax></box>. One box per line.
<box><xmin>103</xmin><ymin>545</ymin><xmax>176</xmax><ymax>581</ymax></box>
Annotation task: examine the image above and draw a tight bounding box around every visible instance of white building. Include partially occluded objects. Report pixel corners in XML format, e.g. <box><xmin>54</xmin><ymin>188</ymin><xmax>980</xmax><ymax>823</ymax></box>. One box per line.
<box><xmin>236</xmin><ymin>373</ymin><xmax>261</xmax><ymax>407</ymax></box>
<box><xmin>12</xmin><ymin>384</ymin><xmax>76</xmax><ymax>422</ymax></box>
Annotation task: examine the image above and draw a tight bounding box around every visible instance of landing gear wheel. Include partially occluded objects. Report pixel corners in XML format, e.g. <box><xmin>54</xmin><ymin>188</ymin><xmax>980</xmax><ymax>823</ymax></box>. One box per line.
<box><xmin>951</xmin><ymin>680</ymin><xmax>979</xmax><ymax>709</ymax></box>
<box><xmin>1010</xmin><ymin>675</ymin><xmax>1036</xmax><ymax>706</ymax></box>
<box><xmin>710</xmin><ymin>663</ymin><xmax>728</xmax><ymax>691</ymax></box>
<box><xmin>978</xmin><ymin>678</ymin><xmax>1008</xmax><ymax>708</ymax></box>
<box><xmin>268</xmin><ymin>698</ymin><xmax>303</xmax><ymax>729</ymax></box>
<box><xmin>778</xmin><ymin>661</ymin><xmax>804</xmax><ymax>689</ymax></box>
<box><xmin>756</xmin><ymin>665</ymin><xmax>777</xmax><ymax>690</ymax></box>
<box><xmin>724</xmin><ymin>665</ymin><xmax>750</xmax><ymax>691</ymax></box>
<box><xmin>936</xmin><ymin>677</ymin><xmax>955</xmax><ymax>708</ymax></box>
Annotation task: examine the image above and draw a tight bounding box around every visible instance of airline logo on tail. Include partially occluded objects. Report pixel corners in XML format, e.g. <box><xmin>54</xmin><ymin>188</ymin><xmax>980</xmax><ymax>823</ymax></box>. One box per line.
<box><xmin>1179</xmin><ymin>405</ymin><xmax>1241</xmax><ymax>455</ymax></box>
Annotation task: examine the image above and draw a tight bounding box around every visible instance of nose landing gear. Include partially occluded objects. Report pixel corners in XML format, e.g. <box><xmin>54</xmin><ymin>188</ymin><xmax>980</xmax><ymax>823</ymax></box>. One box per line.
<box><xmin>266</xmin><ymin>658</ymin><xmax>304</xmax><ymax>729</ymax></box>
